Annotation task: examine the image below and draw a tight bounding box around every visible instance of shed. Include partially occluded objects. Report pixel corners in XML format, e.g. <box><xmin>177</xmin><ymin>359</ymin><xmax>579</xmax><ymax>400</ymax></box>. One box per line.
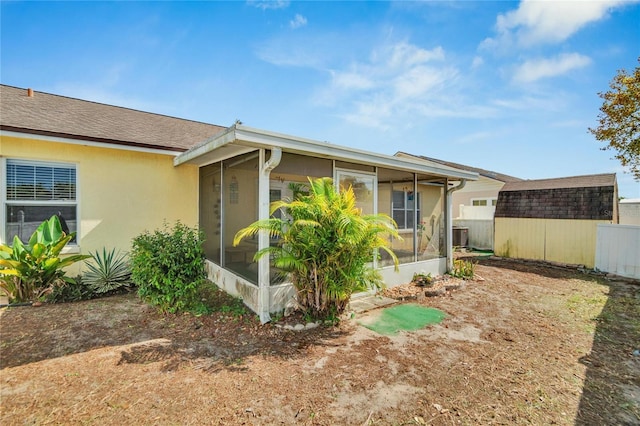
<box><xmin>494</xmin><ymin>173</ymin><xmax>618</xmax><ymax>268</ymax></box>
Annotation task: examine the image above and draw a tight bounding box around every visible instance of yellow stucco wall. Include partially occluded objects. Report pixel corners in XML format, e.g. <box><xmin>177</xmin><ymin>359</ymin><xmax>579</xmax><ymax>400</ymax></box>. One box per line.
<box><xmin>494</xmin><ymin>217</ymin><xmax>609</xmax><ymax>268</ymax></box>
<box><xmin>1</xmin><ymin>136</ymin><xmax>199</xmax><ymax>258</ymax></box>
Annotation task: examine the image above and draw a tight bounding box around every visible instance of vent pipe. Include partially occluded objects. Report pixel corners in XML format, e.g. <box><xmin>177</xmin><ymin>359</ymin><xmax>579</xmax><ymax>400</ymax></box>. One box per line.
<box><xmin>27</xmin><ymin>88</ymin><xmax>34</xmax><ymax>97</ymax></box>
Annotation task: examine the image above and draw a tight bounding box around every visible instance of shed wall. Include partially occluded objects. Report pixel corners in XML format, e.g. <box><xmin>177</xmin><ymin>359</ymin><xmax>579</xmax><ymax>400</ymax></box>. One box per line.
<box><xmin>494</xmin><ymin>218</ymin><xmax>607</xmax><ymax>268</ymax></box>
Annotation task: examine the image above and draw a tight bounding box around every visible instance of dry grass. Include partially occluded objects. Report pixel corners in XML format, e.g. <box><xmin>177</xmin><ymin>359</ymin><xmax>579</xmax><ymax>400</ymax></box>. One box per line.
<box><xmin>1</xmin><ymin>258</ymin><xmax>638</xmax><ymax>425</ymax></box>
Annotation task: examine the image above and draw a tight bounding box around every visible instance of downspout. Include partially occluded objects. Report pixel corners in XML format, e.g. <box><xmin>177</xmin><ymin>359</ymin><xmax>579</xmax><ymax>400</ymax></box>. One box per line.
<box><xmin>446</xmin><ymin>179</ymin><xmax>467</xmax><ymax>272</ymax></box>
<box><xmin>257</xmin><ymin>148</ymin><xmax>282</xmax><ymax>324</ymax></box>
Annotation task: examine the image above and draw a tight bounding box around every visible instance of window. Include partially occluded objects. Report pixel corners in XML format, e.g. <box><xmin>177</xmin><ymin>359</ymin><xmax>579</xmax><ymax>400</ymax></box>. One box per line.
<box><xmin>392</xmin><ymin>190</ymin><xmax>420</xmax><ymax>229</ymax></box>
<box><xmin>4</xmin><ymin>159</ymin><xmax>77</xmax><ymax>244</ymax></box>
<box><xmin>471</xmin><ymin>198</ymin><xmax>497</xmax><ymax>207</ymax></box>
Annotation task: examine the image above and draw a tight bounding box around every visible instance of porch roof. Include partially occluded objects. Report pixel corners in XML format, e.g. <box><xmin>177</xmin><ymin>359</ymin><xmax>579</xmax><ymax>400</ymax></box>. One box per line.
<box><xmin>174</xmin><ymin>124</ymin><xmax>478</xmax><ymax>181</ymax></box>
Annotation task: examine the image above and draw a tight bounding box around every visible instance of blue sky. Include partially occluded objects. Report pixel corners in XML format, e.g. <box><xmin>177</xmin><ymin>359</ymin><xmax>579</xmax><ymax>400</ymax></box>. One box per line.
<box><xmin>2</xmin><ymin>0</ymin><xmax>639</xmax><ymax>197</ymax></box>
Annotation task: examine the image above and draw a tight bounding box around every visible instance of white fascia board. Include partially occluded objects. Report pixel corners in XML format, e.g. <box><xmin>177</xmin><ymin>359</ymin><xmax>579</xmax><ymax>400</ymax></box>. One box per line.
<box><xmin>173</xmin><ymin>126</ymin><xmax>238</xmax><ymax>166</ymax></box>
<box><xmin>0</xmin><ymin>130</ymin><xmax>182</xmax><ymax>156</ymax></box>
<box><xmin>176</xmin><ymin>124</ymin><xmax>478</xmax><ymax>181</ymax></box>
<box><xmin>235</xmin><ymin>125</ymin><xmax>477</xmax><ymax>180</ymax></box>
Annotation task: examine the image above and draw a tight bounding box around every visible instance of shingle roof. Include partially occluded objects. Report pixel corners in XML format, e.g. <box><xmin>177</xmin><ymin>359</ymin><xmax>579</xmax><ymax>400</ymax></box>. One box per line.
<box><xmin>495</xmin><ymin>173</ymin><xmax>617</xmax><ymax>220</ymax></box>
<box><xmin>500</xmin><ymin>173</ymin><xmax>616</xmax><ymax>191</ymax></box>
<box><xmin>396</xmin><ymin>152</ymin><xmax>522</xmax><ymax>183</ymax></box>
<box><xmin>0</xmin><ymin>84</ymin><xmax>226</xmax><ymax>152</ymax></box>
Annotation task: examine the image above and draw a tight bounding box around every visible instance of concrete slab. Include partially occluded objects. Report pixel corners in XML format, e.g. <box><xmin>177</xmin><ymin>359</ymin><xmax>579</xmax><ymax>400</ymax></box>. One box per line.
<box><xmin>348</xmin><ymin>295</ymin><xmax>397</xmax><ymax>313</ymax></box>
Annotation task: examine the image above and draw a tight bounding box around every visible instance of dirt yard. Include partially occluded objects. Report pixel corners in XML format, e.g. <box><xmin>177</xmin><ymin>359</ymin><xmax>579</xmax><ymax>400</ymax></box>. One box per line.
<box><xmin>1</xmin><ymin>258</ymin><xmax>638</xmax><ymax>425</ymax></box>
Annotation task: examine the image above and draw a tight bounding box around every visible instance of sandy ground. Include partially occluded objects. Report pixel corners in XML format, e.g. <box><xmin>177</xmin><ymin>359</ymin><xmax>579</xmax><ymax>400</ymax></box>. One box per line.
<box><xmin>1</xmin><ymin>257</ymin><xmax>638</xmax><ymax>425</ymax></box>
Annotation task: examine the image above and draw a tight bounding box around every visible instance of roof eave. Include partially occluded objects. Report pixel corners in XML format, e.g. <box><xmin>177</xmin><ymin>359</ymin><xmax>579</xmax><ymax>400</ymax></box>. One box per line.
<box><xmin>1</xmin><ymin>127</ymin><xmax>185</xmax><ymax>155</ymax></box>
<box><xmin>175</xmin><ymin>125</ymin><xmax>478</xmax><ymax>181</ymax></box>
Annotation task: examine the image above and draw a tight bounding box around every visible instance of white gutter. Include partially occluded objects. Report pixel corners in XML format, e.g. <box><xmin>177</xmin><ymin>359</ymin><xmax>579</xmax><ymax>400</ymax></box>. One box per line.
<box><xmin>446</xmin><ymin>179</ymin><xmax>467</xmax><ymax>272</ymax></box>
<box><xmin>257</xmin><ymin>147</ymin><xmax>283</xmax><ymax>323</ymax></box>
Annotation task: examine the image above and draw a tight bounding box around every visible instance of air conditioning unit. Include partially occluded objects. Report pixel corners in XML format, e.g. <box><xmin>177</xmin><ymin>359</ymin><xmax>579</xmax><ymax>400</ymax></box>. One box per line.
<box><xmin>452</xmin><ymin>226</ymin><xmax>469</xmax><ymax>247</ymax></box>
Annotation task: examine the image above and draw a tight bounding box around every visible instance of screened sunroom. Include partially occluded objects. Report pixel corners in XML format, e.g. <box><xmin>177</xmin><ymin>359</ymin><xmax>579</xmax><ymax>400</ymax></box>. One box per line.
<box><xmin>174</xmin><ymin>124</ymin><xmax>477</xmax><ymax>322</ymax></box>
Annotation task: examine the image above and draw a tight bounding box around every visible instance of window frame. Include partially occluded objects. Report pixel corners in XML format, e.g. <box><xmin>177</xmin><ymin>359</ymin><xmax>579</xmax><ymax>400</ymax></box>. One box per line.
<box><xmin>2</xmin><ymin>158</ymin><xmax>80</xmax><ymax>250</ymax></box>
<box><xmin>471</xmin><ymin>197</ymin><xmax>497</xmax><ymax>207</ymax></box>
<box><xmin>392</xmin><ymin>189</ymin><xmax>421</xmax><ymax>231</ymax></box>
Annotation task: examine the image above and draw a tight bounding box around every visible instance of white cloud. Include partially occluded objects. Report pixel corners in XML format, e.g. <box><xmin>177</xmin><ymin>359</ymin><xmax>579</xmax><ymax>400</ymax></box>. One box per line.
<box><xmin>331</xmin><ymin>70</ymin><xmax>374</xmax><ymax>91</ymax></box>
<box><xmin>513</xmin><ymin>53</ymin><xmax>591</xmax><ymax>83</ymax></box>
<box><xmin>483</xmin><ymin>0</ymin><xmax>635</xmax><ymax>49</ymax></box>
<box><xmin>471</xmin><ymin>56</ymin><xmax>484</xmax><ymax>69</ymax></box>
<box><xmin>315</xmin><ymin>41</ymin><xmax>499</xmax><ymax>129</ymax></box>
<box><xmin>392</xmin><ymin>65</ymin><xmax>449</xmax><ymax>101</ymax></box>
<box><xmin>247</xmin><ymin>0</ymin><xmax>289</xmax><ymax>10</ymax></box>
<box><xmin>290</xmin><ymin>14</ymin><xmax>307</xmax><ymax>29</ymax></box>
<box><xmin>384</xmin><ymin>43</ymin><xmax>445</xmax><ymax>68</ymax></box>
<box><xmin>260</xmin><ymin>36</ymin><xmax>494</xmax><ymax>129</ymax></box>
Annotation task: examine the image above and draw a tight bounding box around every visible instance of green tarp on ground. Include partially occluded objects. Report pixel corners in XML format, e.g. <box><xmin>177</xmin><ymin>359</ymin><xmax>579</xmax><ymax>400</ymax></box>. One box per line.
<box><xmin>359</xmin><ymin>303</ymin><xmax>446</xmax><ymax>336</ymax></box>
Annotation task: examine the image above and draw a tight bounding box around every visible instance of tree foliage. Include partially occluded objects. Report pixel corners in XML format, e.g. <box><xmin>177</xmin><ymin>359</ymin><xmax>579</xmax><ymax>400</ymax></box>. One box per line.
<box><xmin>589</xmin><ymin>58</ymin><xmax>640</xmax><ymax>180</ymax></box>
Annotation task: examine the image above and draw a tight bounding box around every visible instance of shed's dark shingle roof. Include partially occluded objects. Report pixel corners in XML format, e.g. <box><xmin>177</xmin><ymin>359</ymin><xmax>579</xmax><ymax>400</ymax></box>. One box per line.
<box><xmin>396</xmin><ymin>152</ymin><xmax>522</xmax><ymax>183</ymax></box>
<box><xmin>500</xmin><ymin>173</ymin><xmax>616</xmax><ymax>191</ymax></box>
<box><xmin>495</xmin><ymin>173</ymin><xmax>617</xmax><ymax>220</ymax></box>
<box><xmin>0</xmin><ymin>84</ymin><xmax>225</xmax><ymax>152</ymax></box>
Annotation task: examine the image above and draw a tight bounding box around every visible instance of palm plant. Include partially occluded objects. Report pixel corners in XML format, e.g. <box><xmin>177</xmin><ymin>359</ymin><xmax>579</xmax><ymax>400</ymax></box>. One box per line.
<box><xmin>83</xmin><ymin>248</ymin><xmax>133</xmax><ymax>294</ymax></box>
<box><xmin>234</xmin><ymin>177</ymin><xmax>400</xmax><ymax>320</ymax></box>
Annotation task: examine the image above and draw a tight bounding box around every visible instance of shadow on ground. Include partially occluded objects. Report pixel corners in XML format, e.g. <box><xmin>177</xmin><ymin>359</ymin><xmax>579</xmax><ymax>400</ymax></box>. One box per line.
<box><xmin>472</xmin><ymin>256</ymin><xmax>640</xmax><ymax>424</ymax></box>
<box><xmin>0</xmin><ymin>293</ymin><xmax>346</xmax><ymax>371</ymax></box>
<box><xmin>575</xmin><ymin>279</ymin><xmax>640</xmax><ymax>425</ymax></box>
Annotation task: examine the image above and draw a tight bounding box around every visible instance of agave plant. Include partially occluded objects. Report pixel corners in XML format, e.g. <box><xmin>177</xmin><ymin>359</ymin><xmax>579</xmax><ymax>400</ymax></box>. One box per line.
<box><xmin>0</xmin><ymin>215</ymin><xmax>90</xmax><ymax>303</ymax></box>
<box><xmin>83</xmin><ymin>248</ymin><xmax>133</xmax><ymax>294</ymax></box>
<box><xmin>234</xmin><ymin>177</ymin><xmax>400</xmax><ymax>320</ymax></box>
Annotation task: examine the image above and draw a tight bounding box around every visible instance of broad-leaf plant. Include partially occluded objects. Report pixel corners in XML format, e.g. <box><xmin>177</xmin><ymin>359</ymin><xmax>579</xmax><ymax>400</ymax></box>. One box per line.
<box><xmin>0</xmin><ymin>215</ymin><xmax>90</xmax><ymax>303</ymax></box>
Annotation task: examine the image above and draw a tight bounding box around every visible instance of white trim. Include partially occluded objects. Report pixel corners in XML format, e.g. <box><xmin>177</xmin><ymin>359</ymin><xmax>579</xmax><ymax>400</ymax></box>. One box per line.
<box><xmin>391</xmin><ymin>188</ymin><xmax>421</xmax><ymax>231</ymax></box>
<box><xmin>1</xmin><ymin>130</ymin><xmax>182</xmax><ymax>156</ymax></box>
<box><xmin>470</xmin><ymin>197</ymin><xmax>498</xmax><ymax>207</ymax></box>
<box><xmin>175</xmin><ymin>124</ymin><xmax>479</xmax><ymax>181</ymax></box>
<box><xmin>0</xmin><ymin>158</ymin><xmax>5</xmax><ymax>245</ymax></box>
<box><xmin>2</xmin><ymin>157</ymin><xmax>80</xmax><ymax>248</ymax></box>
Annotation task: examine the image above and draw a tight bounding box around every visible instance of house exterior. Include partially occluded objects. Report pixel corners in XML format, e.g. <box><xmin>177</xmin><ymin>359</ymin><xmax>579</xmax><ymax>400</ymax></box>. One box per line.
<box><xmin>0</xmin><ymin>84</ymin><xmax>223</xmax><ymax>266</ymax></box>
<box><xmin>1</xmin><ymin>84</ymin><xmax>478</xmax><ymax>321</ymax></box>
<box><xmin>494</xmin><ymin>173</ymin><xmax>618</xmax><ymax>268</ymax></box>
<box><xmin>619</xmin><ymin>198</ymin><xmax>640</xmax><ymax>225</ymax></box>
<box><xmin>395</xmin><ymin>153</ymin><xmax>522</xmax><ymax>219</ymax></box>
<box><xmin>396</xmin><ymin>152</ymin><xmax>521</xmax><ymax>250</ymax></box>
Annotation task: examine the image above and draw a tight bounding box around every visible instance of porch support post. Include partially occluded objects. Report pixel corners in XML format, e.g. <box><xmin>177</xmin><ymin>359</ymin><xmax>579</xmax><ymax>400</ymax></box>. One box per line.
<box><xmin>446</xmin><ymin>179</ymin><xmax>467</xmax><ymax>272</ymax></box>
<box><xmin>258</xmin><ymin>147</ymin><xmax>282</xmax><ymax>323</ymax></box>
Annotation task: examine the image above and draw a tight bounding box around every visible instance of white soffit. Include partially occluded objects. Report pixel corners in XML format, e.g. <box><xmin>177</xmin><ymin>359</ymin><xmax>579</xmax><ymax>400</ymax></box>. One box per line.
<box><xmin>175</xmin><ymin>124</ymin><xmax>478</xmax><ymax>181</ymax></box>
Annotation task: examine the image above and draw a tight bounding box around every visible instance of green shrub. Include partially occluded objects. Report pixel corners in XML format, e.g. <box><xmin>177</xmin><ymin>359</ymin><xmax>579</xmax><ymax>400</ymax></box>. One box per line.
<box><xmin>451</xmin><ymin>259</ymin><xmax>475</xmax><ymax>280</ymax></box>
<box><xmin>131</xmin><ymin>221</ymin><xmax>206</xmax><ymax>313</ymax></box>
<box><xmin>190</xmin><ymin>280</ymin><xmax>249</xmax><ymax>317</ymax></box>
<box><xmin>0</xmin><ymin>215</ymin><xmax>90</xmax><ymax>303</ymax></box>
<box><xmin>412</xmin><ymin>272</ymin><xmax>433</xmax><ymax>286</ymax></box>
<box><xmin>234</xmin><ymin>177</ymin><xmax>400</xmax><ymax>321</ymax></box>
<box><xmin>84</xmin><ymin>248</ymin><xmax>133</xmax><ymax>294</ymax></box>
